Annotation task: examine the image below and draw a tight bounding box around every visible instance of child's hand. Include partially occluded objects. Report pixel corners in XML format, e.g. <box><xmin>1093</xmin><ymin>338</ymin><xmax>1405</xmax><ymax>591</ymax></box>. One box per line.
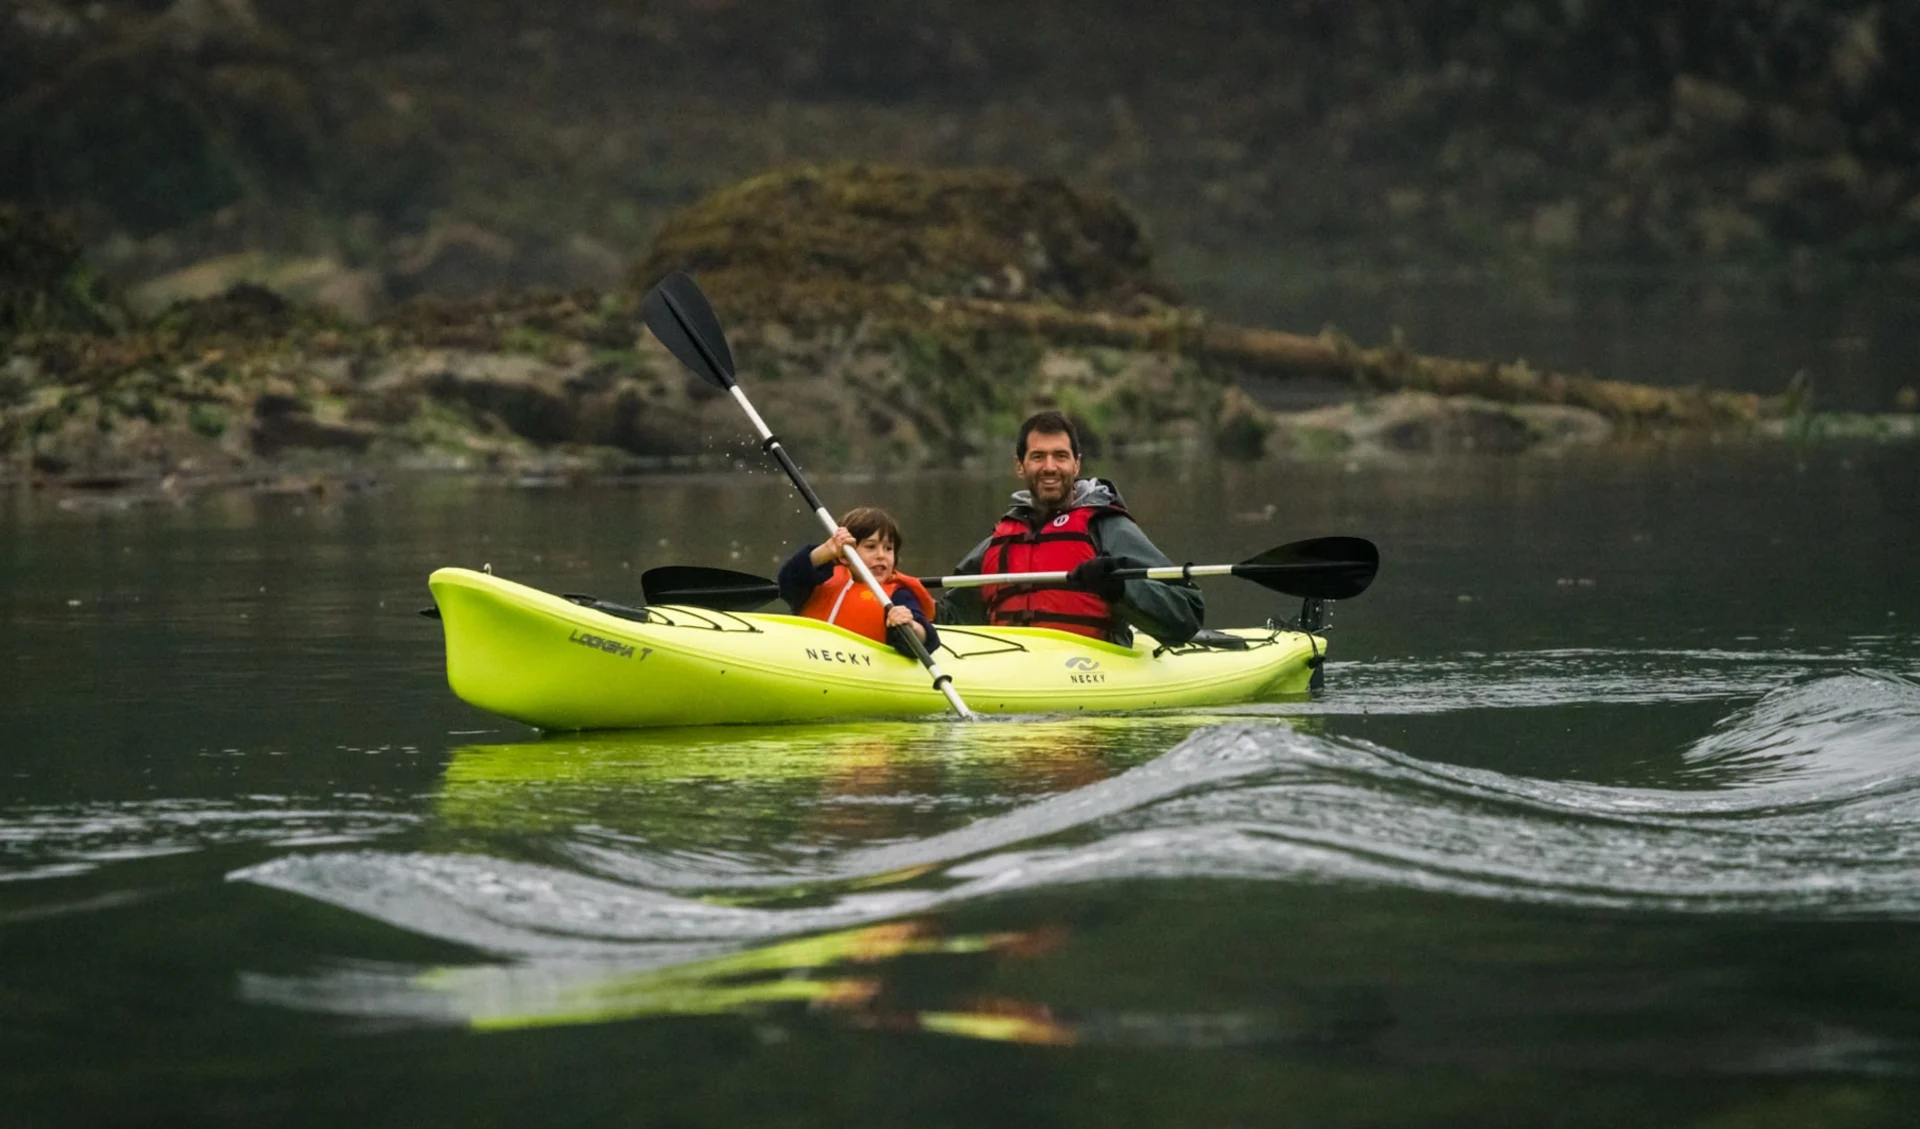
<box><xmin>809</xmin><ymin>527</ymin><xmax>855</xmax><ymax>567</ymax></box>
<box><xmin>884</xmin><ymin>604</ymin><xmax>925</xmax><ymax>642</ymax></box>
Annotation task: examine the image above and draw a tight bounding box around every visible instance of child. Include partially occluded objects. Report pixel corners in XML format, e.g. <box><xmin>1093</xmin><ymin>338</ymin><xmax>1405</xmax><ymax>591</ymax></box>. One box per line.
<box><xmin>777</xmin><ymin>506</ymin><xmax>939</xmax><ymax>657</ymax></box>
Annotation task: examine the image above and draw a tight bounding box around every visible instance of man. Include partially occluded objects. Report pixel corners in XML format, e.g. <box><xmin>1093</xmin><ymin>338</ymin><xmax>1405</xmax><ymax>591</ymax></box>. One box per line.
<box><xmin>938</xmin><ymin>410</ymin><xmax>1203</xmax><ymax>646</ymax></box>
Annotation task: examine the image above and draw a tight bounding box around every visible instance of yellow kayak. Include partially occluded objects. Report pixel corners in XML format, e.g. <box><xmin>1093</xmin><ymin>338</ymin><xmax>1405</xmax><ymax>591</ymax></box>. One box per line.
<box><xmin>429</xmin><ymin>567</ymin><xmax>1325</xmax><ymax>730</ymax></box>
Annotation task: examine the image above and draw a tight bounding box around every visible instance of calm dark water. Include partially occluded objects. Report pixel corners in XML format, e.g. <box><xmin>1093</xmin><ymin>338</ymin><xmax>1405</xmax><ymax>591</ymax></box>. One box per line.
<box><xmin>4</xmin><ymin>441</ymin><xmax>1920</xmax><ymax>1128</ymax></box>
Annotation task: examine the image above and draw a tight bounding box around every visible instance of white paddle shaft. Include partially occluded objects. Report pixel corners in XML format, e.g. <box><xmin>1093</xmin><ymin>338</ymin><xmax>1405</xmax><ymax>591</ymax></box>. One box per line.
<box><xmin>929</xmin><ymin>564</ymin><xmax>1233</xmax><ymax>589</ymax></box>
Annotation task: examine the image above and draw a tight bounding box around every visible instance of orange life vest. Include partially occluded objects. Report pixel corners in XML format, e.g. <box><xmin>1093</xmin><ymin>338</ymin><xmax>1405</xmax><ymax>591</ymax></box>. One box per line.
<box><xmin>798</xmin><ymin>567</ymin><xmax>936</xmax><ymax>644</ymax></box>
<box><xmin>979</xmin><ymin>504</ymin><xmax>1122</xmax><ymax>640</ymax></box>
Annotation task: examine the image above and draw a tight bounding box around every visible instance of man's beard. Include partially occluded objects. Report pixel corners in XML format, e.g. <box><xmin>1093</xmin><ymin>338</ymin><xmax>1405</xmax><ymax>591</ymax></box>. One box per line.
<box><xmin>1027</xmin><ymin>472</ymin><xmax>1072</xmax><ymax>511</ymax></box>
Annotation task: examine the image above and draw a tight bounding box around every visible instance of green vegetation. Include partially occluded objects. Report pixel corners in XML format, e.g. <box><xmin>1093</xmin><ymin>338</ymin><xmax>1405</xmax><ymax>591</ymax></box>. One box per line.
<box><xmin>1</xmin><ymin>205</ymin><xmax>119</xmax><ymax>338</ymax></box>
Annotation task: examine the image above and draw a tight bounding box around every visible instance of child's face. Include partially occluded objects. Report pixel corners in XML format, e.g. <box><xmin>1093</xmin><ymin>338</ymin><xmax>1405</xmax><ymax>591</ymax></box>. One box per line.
<box><xmin>854</xmin><ymin>533</ymin><xmax>897</xmax><ymax>583</ymax></box>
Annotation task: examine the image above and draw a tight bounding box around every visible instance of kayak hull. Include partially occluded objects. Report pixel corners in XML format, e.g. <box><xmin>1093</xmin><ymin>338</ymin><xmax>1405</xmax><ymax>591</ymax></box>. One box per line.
<box><xmin>429</xmin><ymin>567</ymin><xmax>1324</xmax><ymax>730</ymax></box>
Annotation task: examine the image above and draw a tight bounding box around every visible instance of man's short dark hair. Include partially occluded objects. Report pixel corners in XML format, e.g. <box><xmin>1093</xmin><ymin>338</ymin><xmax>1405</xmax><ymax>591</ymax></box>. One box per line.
<box><xmin>1016</xmin><ymin>410</ymin><xmax>1081</xmax><ymax>459</ymax></box>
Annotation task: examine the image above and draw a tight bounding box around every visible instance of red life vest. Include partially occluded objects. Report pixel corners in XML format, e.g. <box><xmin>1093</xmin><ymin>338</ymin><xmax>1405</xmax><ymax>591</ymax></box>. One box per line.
<box><xmin>798</xmin><ymin>567</ymin><xmax>936</xmax><ymax>644</ymax></box>
<box><xmin>979</xmin><ymin>504</ymin><xmax>1121</xmax><ymax>640</ymax></box>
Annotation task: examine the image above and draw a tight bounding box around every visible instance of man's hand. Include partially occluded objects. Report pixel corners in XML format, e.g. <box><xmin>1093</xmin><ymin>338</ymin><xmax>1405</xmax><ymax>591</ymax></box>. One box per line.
<box><xmin>1067</xmin><ymin>556</ymin><xmax>1127</xmax><ymax>601</ymax></box>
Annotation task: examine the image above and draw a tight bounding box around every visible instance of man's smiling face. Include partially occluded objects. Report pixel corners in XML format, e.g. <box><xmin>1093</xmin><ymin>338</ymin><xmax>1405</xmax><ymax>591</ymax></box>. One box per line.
<box><xmin>1017</xmin><ymin>429</ymin><xmax>1080</xmax><ymax>512</ymax></box>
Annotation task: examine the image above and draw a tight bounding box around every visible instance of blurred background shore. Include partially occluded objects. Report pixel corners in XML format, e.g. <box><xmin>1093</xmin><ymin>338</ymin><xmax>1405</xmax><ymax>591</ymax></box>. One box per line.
<box><xmin>6</xmin><ymin>0</ymin><xmax>1920</xmax><ymax>484</ymax></box>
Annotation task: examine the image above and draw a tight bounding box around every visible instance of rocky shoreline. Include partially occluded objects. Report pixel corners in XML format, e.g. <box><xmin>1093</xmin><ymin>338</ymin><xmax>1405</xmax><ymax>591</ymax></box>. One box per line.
<box><xmin>7</xmin><ymin>162</ymin><xmax>1919</xmax><ymax>499</ymax></box>
<box><xmin>11</xmin><ymin>2</ymin><xmax>1920</xmax><ymax>497</ymax></box>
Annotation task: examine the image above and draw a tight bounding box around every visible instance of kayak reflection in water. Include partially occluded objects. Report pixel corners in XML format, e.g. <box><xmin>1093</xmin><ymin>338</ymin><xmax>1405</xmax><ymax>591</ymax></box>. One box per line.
<box><xmin>805</xmin><ymin>726</ymin><xmax>1122</xmax><ymax>843</ymax></box>
<box><xmin>939</xmin><ymin>410</ymin><xmax>1203</xmax><ymax>647</ymax></box>
<box><xmin>778</xmin><ymin>505</ymin><xmax>940</xmax><ymax>657</ymax></box>
<box><xmin>418</xmin><ymin>917</ymin><xmax>1076</xmax><ymax>1045</ymax></box>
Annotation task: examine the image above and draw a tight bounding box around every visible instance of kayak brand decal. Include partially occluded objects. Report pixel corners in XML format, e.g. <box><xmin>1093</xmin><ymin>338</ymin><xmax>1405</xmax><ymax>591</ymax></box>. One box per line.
<box><xmin>805</xmin><ymin>647</ymin><xmax>874</xmax><ymax>667</ymax></box>
<box><xmin>569</xmin><ymin>629</ymin><xmax>650</xmax><ymax>660</ymax></box>
<box><xmin>1065</xmin><ymin>655</ymin><xmax>1104</xmax><ymax>683</ymax></box>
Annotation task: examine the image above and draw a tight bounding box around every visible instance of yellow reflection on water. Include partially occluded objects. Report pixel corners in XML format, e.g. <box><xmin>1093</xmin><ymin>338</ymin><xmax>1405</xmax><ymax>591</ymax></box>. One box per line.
<box><xmin>431</xmin><ymin>715</ymin><xmax>1269</xmax><ymax>841</ymax></box>
<box><xmin>413</xmin><ymin>713</ymin><xmax>1321</xmax><ymax>1043</ymax></box>
<box><xmin>424</xmin><ymin>916</ymin><xmax>1076</xmax><ymax>1045</ymax></box>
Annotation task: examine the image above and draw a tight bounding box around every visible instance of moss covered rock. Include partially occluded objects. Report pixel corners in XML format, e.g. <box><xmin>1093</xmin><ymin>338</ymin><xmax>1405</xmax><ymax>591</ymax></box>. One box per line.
<box><xmin>623</xmin><ymin>163</ymin><xmax>1211</xmax><ymax>462</ymax></box>
<box><xmin>629</xmin><ymin>162</ymin><xmax>1180</xmax><ymax>327</ymax></box>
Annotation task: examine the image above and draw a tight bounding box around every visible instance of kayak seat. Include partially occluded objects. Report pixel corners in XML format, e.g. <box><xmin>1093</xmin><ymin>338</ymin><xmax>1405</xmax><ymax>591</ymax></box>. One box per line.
<box><xmin>1156</xmin><ymin>628</ymin><xmax>1252</xmax><ymax>656</ymax></box>
<box><xmin>563</xmin><ymin>593</ymin><xmax>655</xmax><ymax>624</ymax></box>
<box><xmin>1187</xmin><ymin>628</ymin><xmax>1251</xmax><ymax>650</ymax></box>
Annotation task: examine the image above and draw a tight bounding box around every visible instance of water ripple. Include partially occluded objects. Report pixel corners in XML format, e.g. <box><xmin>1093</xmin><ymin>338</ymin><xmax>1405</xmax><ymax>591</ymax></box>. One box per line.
<box><xmin>234</xmin><ymin>670</ymin><xmax>1920</xmax><ymax>1029</ymax></box>
<box><xmin>1266</xmin><ymin>644</ymin><xmax>1920</xmax><ymax>715</ymax></box>
<box><xmin>0</xmin><ymin>798</ymin><xmax>418</xmax><ymax>882</ymax></box>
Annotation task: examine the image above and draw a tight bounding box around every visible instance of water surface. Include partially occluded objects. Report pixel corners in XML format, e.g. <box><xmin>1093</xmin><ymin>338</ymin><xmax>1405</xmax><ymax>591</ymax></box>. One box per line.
<box><xmin>4</xmin><ymin>442</ymin><xmax>1919</xmax><ymax>1127</ymax></box>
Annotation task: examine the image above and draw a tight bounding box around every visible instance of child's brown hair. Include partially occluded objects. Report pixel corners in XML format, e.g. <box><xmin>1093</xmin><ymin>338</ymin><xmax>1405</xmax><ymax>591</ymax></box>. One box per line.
<box><xmin>840</xmin><ymin>506</ymin><xmax>902</xmax><ymax>551</ymax></box>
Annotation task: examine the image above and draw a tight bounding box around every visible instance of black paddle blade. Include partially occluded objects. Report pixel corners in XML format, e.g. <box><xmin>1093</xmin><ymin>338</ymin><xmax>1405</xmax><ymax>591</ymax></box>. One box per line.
<box><xmin>1235</xmin><ymin>536</ymin><xmax>1380</xmax><ymax>601</ymax></box>
<box><xmin>641</xmin><ymin>270</ymin><xmax>736</xmax><ymax>390</ymax></box>
<box><xmin>641</xmin><ymin>565</ymin><xmax>779</xmax><ymax>611</ymax></box>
